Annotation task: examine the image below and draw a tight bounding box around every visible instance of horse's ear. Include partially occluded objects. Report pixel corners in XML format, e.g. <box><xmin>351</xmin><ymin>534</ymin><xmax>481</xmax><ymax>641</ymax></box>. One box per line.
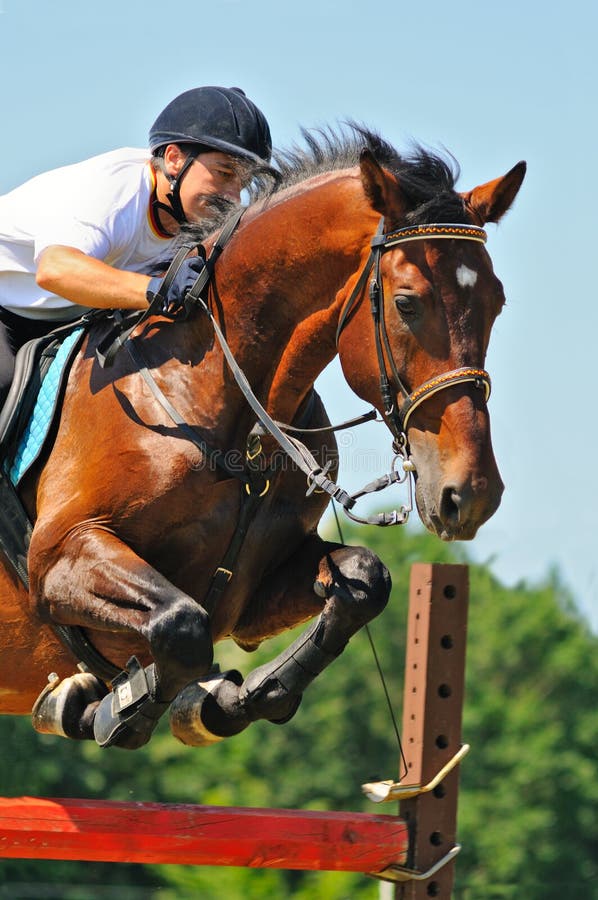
<box><xmin>462</xmin><ymin>161</ymin><xmax>527</xmax><ymax>225</ymax></box>
<box><xmin>360</xmin><ymin>148</ymin><xmax>405</xmax><ymax>220</ymax></box>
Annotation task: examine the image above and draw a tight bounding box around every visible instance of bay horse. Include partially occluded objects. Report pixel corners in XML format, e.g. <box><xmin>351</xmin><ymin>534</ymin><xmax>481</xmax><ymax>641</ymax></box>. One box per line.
<box><xmin>0</xmin><ymin>127</ymin><xmax>525</xmax><ymax>750</ymax></box>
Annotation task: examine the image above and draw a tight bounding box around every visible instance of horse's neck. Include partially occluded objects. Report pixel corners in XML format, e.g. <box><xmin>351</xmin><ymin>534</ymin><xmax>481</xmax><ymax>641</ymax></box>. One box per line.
<box><xmin>214</xmin><ymin>172</ymin><xmax>377</xmax><ymax>424</ymax></box>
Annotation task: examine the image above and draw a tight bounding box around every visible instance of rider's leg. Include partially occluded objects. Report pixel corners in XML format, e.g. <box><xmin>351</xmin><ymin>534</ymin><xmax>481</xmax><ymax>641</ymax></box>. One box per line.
<box><xmin>0</xmin><ymin>307</ymin><xmax>60</xmax><ymax>406</ymax></box>
<box><xmin>0</xmin><ymin>311</ymin><xmax>18</xmax><ymax>407</ymax></box>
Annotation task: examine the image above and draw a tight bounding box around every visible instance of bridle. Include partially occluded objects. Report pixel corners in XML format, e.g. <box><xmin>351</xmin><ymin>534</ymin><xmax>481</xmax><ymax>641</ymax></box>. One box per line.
<box><xmin>336</xmin><ymin>221</ymin><xmax>492</xmax><ymax>452</ymax></box>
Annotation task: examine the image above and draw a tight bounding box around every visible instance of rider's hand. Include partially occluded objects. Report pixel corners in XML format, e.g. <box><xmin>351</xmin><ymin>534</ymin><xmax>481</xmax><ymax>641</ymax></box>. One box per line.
<box><xmin>146</xmin><ymin>256</ymin><xmax>205</xmax><ymax>315</ymax></box>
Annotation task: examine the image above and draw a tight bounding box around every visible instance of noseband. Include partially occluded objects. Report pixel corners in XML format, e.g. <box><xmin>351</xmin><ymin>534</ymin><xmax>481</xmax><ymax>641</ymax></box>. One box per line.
<box><xmin>336</xmin><ymin>221</ymin><xmax>492</xmax><ymax>449</ymax></box>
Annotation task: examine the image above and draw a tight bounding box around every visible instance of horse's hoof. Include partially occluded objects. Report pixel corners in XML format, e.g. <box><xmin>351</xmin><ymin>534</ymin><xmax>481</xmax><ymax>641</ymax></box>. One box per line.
<box><xmin>32</xmin><ymin>671</ymin><xmax>108</xmax><ymax>740</ymax></box>
<box><xmin>170</xmin><ymin>669</ymin><xmax>248</xmax><ymax>746</ymax></box>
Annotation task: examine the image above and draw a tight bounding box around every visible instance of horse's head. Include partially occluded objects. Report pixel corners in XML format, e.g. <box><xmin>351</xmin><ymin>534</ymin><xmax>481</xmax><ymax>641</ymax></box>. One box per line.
<box><xmin>337</xmin><ymin>148</ymin><xmax>526</xmax><ymax>540</ymax></box>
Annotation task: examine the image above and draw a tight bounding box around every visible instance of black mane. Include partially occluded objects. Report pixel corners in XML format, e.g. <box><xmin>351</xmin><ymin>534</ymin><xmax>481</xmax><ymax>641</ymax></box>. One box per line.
<box><xmin>179</xmin><ymin>124</ymin><xmax>468</xmax><ymax>247</ymax></box>
<box><xmin>249</xmin><ymin>123</ymin><xmax>468</xmax><ymax>225</ymax></box>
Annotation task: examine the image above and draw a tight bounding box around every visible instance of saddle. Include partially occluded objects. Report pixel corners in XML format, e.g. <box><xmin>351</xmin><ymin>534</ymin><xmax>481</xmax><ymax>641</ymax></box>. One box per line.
<box><xmin>0</xmin><ymin>320</ymin><xmax>87</xmax><ymax>479</ymax></box>
<box><xmin>0</xmin><ymin>318</ymin><xmax>88</xmax><ymax>584</ymax></box>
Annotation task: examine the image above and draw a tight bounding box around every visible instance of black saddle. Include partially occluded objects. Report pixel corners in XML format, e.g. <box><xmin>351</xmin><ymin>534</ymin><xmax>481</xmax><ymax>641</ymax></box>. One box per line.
<box><xmin>0</xmin><ymin>317</ymin><xmax>91</xmax><ymax>585</ymax></box>
<box><xmin>0</xmin><ymin>319</ymin><xmax>88</xmax><ymax>464</ymax></box>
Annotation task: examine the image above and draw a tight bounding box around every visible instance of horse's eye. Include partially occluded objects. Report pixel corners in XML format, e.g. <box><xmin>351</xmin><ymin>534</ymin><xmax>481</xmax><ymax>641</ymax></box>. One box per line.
<box><xmin>395</xmin><ymin>294</ymin><xmax>418</xmax><ymax>317</ymax></box>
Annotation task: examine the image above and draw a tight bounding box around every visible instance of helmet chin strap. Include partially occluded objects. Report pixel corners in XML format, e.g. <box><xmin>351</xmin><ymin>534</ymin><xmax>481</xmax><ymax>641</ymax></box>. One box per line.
<box><xmin>151</xmin><ymin>153</ymin><xmax>197</xmax><ymax>230</ymax></box>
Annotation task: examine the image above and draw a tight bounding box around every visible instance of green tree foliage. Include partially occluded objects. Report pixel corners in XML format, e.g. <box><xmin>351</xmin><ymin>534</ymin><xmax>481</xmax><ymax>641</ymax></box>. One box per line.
<box><xmin>458</xmin><ymin>564</ymin><xmax>598</xmax><ymax>898</ymax></box>
<box><xmin>0</xmin><ymin>522</ymin><xmax>596</xmax><ymax>898</ymax></box>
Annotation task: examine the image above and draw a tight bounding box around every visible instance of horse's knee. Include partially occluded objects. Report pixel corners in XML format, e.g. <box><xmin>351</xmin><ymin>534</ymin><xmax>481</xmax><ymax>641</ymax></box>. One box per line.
<box><xmin>147</xmin><ymin>596</ymin><xmax>213</xmax><ymax>677</ymax></box>
<box><xmin>328</xmin><ymin>546</ymin><xmax>391</xmax><ymax>621</ymax></box>
<box><xmin>355</xmin><ymin>547</ymin><xmax>392</xmax><ymax>615</ymax></box>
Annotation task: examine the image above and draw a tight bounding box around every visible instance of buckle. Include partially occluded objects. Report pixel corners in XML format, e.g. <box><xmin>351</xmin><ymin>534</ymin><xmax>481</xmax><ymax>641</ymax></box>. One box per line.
<box><xmin>245</xmin><ymin>478</ymin><xmax>270</xmax><ymax>497</ymax></box>
<box><xmin>214</xmin><ymin>567</ymin><xmax>233</xmax><ymax>584</ymax></box>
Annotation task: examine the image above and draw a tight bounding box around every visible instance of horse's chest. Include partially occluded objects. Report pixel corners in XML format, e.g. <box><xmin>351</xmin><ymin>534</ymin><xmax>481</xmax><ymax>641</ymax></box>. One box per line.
<box><xmin>142</xmin><ymin>473</ymin><xmax>311</xmax><ymax>581</ymax></box>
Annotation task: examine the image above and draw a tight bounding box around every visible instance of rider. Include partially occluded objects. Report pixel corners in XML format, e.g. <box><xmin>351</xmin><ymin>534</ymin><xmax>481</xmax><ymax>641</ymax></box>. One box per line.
<box><xmin>0</xmin><ymin>86</ymin><xmax>273</xmax><ymax>406</ymax></box>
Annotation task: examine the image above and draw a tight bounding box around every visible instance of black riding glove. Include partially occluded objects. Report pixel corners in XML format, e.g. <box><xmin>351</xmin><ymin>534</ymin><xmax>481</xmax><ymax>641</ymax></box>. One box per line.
<box><xmin>146</xmin><ymin>256</ymin><xmax>205</xmax><ymax>316</ymax></box>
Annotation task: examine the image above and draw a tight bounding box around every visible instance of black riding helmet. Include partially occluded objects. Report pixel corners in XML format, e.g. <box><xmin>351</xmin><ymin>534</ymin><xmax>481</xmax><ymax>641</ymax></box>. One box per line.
<box><xmin>149</xmin><ymin>86</ymin><xmax>272</xmax><ymax>164</ymax></box>
<box><xmin>149</xmin><ymin>86</ymin><xmax>273</xmax><ymax>226</ymax></box>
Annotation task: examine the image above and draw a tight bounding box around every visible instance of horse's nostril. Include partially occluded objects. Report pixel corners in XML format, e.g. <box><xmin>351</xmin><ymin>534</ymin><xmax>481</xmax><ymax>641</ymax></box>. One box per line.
<box><xmin>440</xmin><ymin>486</ymin><xmax>462</xmax><ymax>525</ymax></box>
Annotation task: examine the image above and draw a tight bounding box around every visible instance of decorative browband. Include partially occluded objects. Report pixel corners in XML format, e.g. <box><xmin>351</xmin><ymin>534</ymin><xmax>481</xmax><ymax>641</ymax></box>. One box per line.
<box><xmin>372</xmin><ymin>223</ymin><xmax>488</xmax><ymax>251</ymax></box>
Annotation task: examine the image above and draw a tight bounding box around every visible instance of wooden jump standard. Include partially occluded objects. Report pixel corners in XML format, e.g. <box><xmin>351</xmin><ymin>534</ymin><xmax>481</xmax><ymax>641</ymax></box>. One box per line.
<box><xmin>0</xmin><ymin>563</ymin><xmax>468</xmax><ymax>894</ymax></box>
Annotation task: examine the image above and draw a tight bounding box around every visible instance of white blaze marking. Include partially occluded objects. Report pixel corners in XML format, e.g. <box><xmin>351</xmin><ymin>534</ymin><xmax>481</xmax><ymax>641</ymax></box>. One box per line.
<box><xmin>456</xmin><ymin>264</ymin><xmax>478</xmax><ymax>288</ymax></box>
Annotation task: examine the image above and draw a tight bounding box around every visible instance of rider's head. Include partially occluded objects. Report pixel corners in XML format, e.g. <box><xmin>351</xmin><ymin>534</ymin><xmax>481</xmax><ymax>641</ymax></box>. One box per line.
<box><xmin>149</xmin><ymin>86</ymin><xmax>273</xmax><ymax>226</ymax></box>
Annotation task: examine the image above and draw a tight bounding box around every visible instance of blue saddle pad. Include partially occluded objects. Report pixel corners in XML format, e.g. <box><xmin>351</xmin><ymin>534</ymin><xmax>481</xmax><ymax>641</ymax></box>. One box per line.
<box><xmin>8</xmin><ymin>327</ymin><xmax>84</xmax><ymax>486</ymax></box>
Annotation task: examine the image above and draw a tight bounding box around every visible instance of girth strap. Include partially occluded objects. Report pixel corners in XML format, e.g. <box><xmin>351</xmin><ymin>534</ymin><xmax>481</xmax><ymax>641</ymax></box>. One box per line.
<box><xmin>0</xmin><ymin>469</ymin><xmax>31</xmax><ymax>588</ymax></box>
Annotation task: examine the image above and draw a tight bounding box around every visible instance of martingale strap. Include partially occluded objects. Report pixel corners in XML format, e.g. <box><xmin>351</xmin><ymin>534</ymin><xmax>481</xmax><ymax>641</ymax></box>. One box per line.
<box><xmin>125</xmin><ymin>338</ymin><xmax>254</xmax><ymax>487</ymax></box>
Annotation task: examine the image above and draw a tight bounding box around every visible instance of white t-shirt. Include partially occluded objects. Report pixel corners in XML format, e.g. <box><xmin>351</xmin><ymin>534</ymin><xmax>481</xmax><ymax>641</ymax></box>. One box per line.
<box><xmin>0</xmin><ymin>148</ymin><xmax>176</xmax><ymax>320</ymax></box>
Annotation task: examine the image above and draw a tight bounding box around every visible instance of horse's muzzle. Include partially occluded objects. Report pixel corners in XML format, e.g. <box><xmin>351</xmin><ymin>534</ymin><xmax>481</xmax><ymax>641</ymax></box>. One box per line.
<box><xmin>416</xmin><ymin>470</ymin><xmax>504</xmax><ymax>542</ymax></box>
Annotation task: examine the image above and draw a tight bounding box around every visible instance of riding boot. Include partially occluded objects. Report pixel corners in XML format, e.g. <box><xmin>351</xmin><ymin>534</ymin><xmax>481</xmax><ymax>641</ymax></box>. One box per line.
<box><xmin>239</xmin><ymin>616</ymin><xmax>344</xmax><ymax>724</ymax></box>
<box><xmin>92</xmin><ymin>656</ymin><xmax>170</xmax><ymax>750</ymax></box>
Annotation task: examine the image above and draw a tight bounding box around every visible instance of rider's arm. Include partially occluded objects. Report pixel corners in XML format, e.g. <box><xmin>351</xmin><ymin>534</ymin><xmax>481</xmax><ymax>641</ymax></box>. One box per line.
<box><xmin>36</xmin><ymin>245</ymin><xmax>152</xmax><ymax>310</ymax></box>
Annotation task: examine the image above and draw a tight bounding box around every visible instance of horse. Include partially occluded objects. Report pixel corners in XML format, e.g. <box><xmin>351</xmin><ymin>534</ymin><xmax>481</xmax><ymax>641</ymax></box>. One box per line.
<box><xmin>0</xmin><ymin>127</ymin><xmax>525</xmax><ymax>750</ymax></box>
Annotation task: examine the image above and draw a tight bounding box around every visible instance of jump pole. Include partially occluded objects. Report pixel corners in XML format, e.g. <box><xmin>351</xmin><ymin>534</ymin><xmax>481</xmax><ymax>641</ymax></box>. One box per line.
<box><xmin>0</xmin><ymin>563</ymin><xmax>468</xmax><ymax>890</ymax></box>
<box><xmin>0</xmin><ymin>797</ymin><xmax>407</xmax><ymax>872</ymax></box>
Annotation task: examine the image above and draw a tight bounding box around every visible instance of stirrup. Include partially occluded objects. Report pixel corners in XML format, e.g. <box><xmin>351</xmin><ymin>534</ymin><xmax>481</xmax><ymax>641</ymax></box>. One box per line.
<box><xmin>93</xmin><ymin>656</ymin><xmax>169</xmax><ymax>750</ymax></box>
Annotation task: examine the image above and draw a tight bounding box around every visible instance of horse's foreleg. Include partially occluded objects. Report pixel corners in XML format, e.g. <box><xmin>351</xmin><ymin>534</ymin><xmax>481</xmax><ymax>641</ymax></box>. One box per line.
<box><xmin>170</xmin><ymin>538</ymin><xmax>391</xmax><ymax>745</ymax></box>
<box><xmin>30</xmin><ymin>527</ymin><xmax>213</xmax><ymax>748</ymax></box>
<box><xmin>240</xmin><ymin>542</ymin><xmax>391</xmax><ymax>721</ymax></box>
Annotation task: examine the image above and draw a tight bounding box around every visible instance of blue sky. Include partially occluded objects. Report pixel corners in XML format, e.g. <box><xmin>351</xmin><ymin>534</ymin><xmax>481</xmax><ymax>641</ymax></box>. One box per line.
<box><xmin>1</xmin><ymin>1</ymin><xmax>596</xmax><ymax>626</ymax></box>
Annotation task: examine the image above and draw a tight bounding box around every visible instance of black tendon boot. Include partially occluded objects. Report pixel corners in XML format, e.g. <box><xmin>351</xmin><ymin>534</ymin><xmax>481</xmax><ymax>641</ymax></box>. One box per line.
<box><xmin>93</xmin><ymin>657</ymin><xmax>170</xmax><ymax>750</ymax></box>
<box><xmin>238</xmin><ymin>616</ymin><xmax>344</xmax><ymax>724</ymax></box>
